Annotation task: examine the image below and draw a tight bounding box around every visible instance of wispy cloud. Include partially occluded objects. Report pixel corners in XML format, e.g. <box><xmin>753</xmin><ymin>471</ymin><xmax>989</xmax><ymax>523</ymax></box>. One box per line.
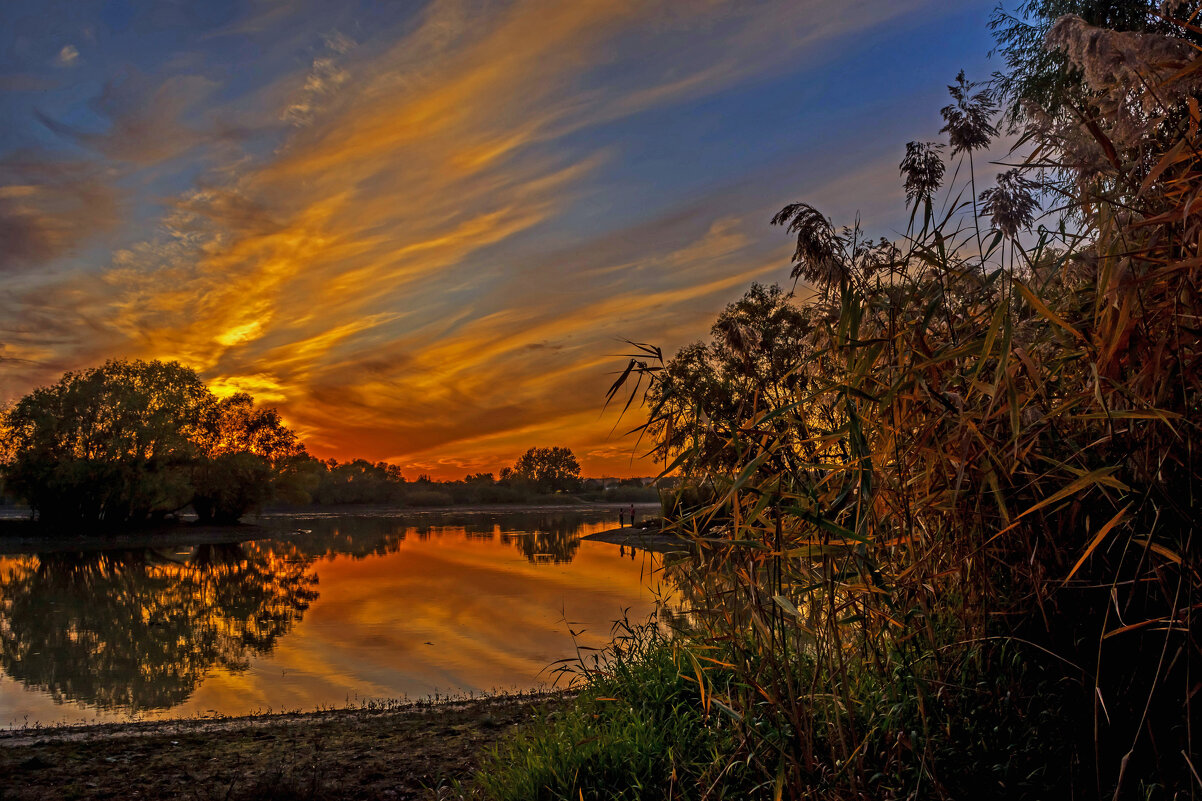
<box><xmin>281</xmin><ymin>33</ymin><xmax>354</xmax><ymax>127</ymax></box>
<box><xmin>0</xmin><ymin>154</ymin><xmax>121</xmax><ymax>273</ymax></box>
<box><xmin>36</xmin><ymin>70</ymin><xmax>223</xmax><ymax>165</ymax></box>
<box><xmin>0</xmin><ymin>0</ymin><xmax>984</xmax><ymax>477</ymax></box>
<box><xmin>55</xmin><ymin>45</ymin><xmax>79</xmax><ymax>67</ymax></box>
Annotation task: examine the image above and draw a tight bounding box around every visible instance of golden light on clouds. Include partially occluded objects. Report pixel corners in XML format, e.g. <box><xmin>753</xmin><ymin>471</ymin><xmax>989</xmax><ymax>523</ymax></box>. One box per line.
<box><xmin>0</xmin><ymin>0</ymin><xmax>981</xmax><ymax>478</ymax></box>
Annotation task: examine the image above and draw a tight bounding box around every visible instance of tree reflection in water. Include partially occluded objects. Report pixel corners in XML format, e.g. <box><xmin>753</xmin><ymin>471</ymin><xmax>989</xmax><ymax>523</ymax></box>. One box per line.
<box><xmin>0</xmin><ymin>512</ymin><xmax>622</xmax><ymax>715</ymax></box>
<box><xmin>503</xmin><ymin>525</ymin><xmax>580</xmax><ymax>564</ymax></box>
<box><xmin>274</xmin><ymin>511</ymin><xmax>589</xmax><ymax>564</ymax></box>
<box><xmin>0</xmin><ymin>543</ymin><xmax>318</xmax><ymax>712</ymax></box>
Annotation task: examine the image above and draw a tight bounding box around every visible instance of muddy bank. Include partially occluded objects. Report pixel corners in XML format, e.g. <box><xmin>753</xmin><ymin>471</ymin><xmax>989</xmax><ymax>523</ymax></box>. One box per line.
<box><xmin>579</xmin><ymin>526</ymin><xmax>692</xmax><ymax>554</ymax></box>
<box><xmin>0</xmin><ymin>519</ymin><xmax>271</xmax><ymax>555</ymax></box>
<box><xmin>1</xmin><ymin>693</ymin><xmax>567</xmax><ymax>800</ymax></box>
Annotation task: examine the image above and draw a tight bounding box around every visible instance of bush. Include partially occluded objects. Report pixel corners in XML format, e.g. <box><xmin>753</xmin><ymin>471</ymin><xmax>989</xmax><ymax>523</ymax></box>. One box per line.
<box><xmin>598</xmin><ymin>11</ymin><xmax>1201</xmax><ymax>796</ymax></box>
<box><xmin>577</xmin><ymin>485</ymin><xmax>660</xmax><ymax>503</ymax></box>
<box><xmin>192</xmin><ymin>452</ymin><xmax>274</xmax><ymax>524</ymax></box>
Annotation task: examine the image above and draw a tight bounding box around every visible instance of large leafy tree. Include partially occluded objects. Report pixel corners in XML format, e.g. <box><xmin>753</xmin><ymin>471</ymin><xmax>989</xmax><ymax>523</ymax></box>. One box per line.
<box><xmin>1</xmin><ymin>360</ymin><xmax>301</xmax><ymax>526</ymax></box>
<box><xmin>191</xmin><ymin>393</ymin><xmax>305</xmax><ymax>524</ymax></box>
<box><xmin>510</xmin><ymin>446</ymin><xmax>582</xmax><ymax>493</ymax></box>
<box><xmin>2</xmin><ymin>360</ymin><xmax>214</xmax><ymax>525</ymax></box>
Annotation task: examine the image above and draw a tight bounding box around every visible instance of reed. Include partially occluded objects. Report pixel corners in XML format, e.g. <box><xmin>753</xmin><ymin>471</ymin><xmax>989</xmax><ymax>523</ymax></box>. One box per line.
<box><xmin>604</xmin><ymin>10</ymin><xmax>1200</xmax><ymax>799</ymax></box>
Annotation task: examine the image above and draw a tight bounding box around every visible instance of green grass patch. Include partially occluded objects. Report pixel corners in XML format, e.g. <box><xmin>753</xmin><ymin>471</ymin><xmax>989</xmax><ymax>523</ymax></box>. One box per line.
<box><xmin>469</xmin><ymin>622</ymin><xmax>753</xmax><ymax>801</ymax></box>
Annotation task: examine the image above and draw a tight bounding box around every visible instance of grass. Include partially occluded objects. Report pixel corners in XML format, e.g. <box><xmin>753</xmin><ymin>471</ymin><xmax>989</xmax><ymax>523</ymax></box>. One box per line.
<box><xmin>466</xmin><ymin>617</ymin><xmax>1084</xmax><ymax>800</ymax></box>
<box><xmin>467</xmin><ymin>619</ymin><xmax>754</xmax><ymax>801</ymax></box>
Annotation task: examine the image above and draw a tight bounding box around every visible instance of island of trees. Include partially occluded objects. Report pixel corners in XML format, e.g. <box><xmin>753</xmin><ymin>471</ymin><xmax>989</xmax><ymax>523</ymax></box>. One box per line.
<box><xmin>0</xmin><ymin>359</ymin><xmax>655</xmax><ymax>528</ymax></box>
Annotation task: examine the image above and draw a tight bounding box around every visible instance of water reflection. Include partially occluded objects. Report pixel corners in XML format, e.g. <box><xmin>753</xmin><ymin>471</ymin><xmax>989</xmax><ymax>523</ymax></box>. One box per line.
<box><xmin>0</xmin><ymin>544</ymin><xmax>318</xmax><ymax>712</ymax></box>
<box><xmin>0</xmin><ymin>510</ymin><xmax>663</xmax><ymax>722</ymax></box>
<box><xmin>269</xmin><ymin>510</ymin><xmax>591</xmax><ymax>564</ymax></box>
<box><xmin>505</xmin><ymin>528</ymin><xmax>579</xmax><ymax>564</ymax></box>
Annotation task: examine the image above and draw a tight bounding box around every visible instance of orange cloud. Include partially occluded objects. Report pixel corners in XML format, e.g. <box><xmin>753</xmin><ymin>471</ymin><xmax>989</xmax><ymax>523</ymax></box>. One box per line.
<box><xmin>0</xmin><ymin>0</ymin><xmax>954</xmax><ymax>479</ymax></box>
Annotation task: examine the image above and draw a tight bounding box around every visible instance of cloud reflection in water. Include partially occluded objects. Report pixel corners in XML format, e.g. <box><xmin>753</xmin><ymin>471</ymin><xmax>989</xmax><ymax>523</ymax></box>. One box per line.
<box><xmin>0</xmin><ymin>510</ymin><xmax>670</xmax><ymax>724</ymax></box>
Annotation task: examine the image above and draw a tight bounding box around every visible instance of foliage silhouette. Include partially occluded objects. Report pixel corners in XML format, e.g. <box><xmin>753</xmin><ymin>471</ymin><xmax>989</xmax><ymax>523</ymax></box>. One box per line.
<box><xmin>2</xmin><ymin>360</ymin><xmax>212</xmax><ymax>525</ymax></box>
<box><xmin>507</xmin><ymin>446</ymin><xmax>582</xmax><ymax>494</ymax></box>
<box><xmin>192</xmin><ymin>392</ymin><xmax>303</xmax><ymax>524</ymax></box>
<box><xmin>0</xmin><ymin>543</ymin><xmax>318</xmax><ymax>712</ymax></box>
<box><xmin>593</xmin><ymin>6</ymin><xmax>1202</xmax><ymax>797</ymax></box>
<box><xmin>1</xmin><ymin>361</ymin><xmax>302</xmax><ymax>527</ymax></box>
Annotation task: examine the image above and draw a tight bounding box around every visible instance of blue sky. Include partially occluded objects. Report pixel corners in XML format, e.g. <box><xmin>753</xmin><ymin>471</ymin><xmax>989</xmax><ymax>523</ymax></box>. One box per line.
<box><xmin>0</xmin><ymin>0</ymin><xmax>1005</xmax><ymax>477</ymax></box>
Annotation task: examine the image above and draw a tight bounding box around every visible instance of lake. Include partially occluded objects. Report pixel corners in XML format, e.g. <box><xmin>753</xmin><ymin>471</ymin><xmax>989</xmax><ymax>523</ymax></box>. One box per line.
<box><xmin>0</xmin><ymin>506</ymin><xmax>672</xmax><ymax>727</ymax></box>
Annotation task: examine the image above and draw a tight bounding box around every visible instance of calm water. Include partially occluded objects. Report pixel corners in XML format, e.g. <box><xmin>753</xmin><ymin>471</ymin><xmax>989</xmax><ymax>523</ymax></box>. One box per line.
<box><xmin>0</xmin><ymin>507</ymin><xmax>671</xmax><ymax>726</ymax></box>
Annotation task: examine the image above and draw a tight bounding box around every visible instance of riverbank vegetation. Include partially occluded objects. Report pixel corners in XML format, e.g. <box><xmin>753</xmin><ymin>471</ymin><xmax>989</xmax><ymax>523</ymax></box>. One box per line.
<box><xmin>0</xmin><ymin>371</ymin><xmax>656</xmax><ymax>527</ymax></box>
<box><xmin>0</xmin><ymin>360</ymin><xmax>303</xmax><ymax>526</ymax></box>
<box><xmin>255</xmin><ymin>449</ymin><xmax>655</xmax><ymax>509</ymax></box>
<box><xmin>472</xmin><ymin>3</ymin><xmax>1201</xmax><ymax>798</ymax></box>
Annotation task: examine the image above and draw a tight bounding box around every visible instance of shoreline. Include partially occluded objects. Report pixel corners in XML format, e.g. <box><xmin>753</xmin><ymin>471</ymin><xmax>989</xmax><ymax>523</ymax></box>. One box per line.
<box><xmin>580</xmin><ymin>525</ymin><xmax>693</xmax><ymax>554</ymax></box>
<box><xmin>2</xmin><ymin>691</ymin><xmax>569</xmax><ymax>800</ymax></box>
<box><xmin>0</xmin><ymin>689</ymin><xmax>567</xmax><ymax>746</ymax></box>
<box><xmin>0</xmin><ymin>519</ymin><xmax>270</xmax><ymax>555</ymax></box>
<box><xmin>0</xmin><ymin>501</ymin><xmax>663</xmax><ymax>555</ymax></box>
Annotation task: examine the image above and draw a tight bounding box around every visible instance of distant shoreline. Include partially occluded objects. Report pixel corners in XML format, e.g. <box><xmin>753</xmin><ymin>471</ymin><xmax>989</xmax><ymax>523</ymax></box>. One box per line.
<box><xmin>0</xmin><ymin>519</ymin><xmax>269</xmax><ymax>554</ymax></box>
<box><xmin>0</xmin><ymin>502</ymin><xmax>662</xmax><ymax>554</ymax></box>
<box><xmin>255</xmin><ymin>499</ymin><xmax>661</xmax><ymax>516</ymax></box>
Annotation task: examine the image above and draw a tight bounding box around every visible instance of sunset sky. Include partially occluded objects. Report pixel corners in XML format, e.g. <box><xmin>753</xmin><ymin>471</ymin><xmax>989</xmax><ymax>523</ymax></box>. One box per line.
<box><xmin>1</xmin><ymin>0</ymin><xmax>996</xmax><ymax>479</ymax></box>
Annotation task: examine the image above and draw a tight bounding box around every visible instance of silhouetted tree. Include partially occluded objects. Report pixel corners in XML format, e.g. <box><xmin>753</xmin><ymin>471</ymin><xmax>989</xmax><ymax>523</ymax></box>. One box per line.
<box><xmin>0</xmin><ymin>361</ymin><xmax>302</xmax><ymax>526</ymax></box>
<box><xmin>1</xmin><ymin>360</ymin><xmax>213</xmax><ymax>525</ymax></box>
<box><xmin>191</xmin><ymin>393</ymin><xmax>304</xmax><ymax>524</ymax></box>
<box><xmin>511</xmin><ymin>446</ymin><xmax>582</xmax><ymax>493</ymax></box>
<box><xmin>310</xmin><ymin>458</ymin><xmax>407</xmax><ymax>504</ymax></box>
<box><xmin>645</xmin><ymin>283</ymin><xmax>821</xmax><ymax>470</ymax></box>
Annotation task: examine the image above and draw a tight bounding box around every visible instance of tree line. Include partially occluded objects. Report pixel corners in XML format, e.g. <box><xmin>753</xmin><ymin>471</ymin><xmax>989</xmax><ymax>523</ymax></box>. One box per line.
<box><xmin>0</xmin><ymin>359</ymin><xmax>636</xmax><ymax>527</ymax></box>
<box><xmin>282</xmin><ymin>446</ymin><xmax>601</xmax><ymax>507</ymax></box>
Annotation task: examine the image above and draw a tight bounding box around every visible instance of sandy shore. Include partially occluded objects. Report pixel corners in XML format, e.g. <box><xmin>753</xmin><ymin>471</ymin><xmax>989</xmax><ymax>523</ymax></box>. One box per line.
<box><xmin>579</xmin><ymin>526</ymin><xmax>693</xmax><ymax>554</ymax></box>
<box><xmin>1</xmin><ymin>692</ymin><xmax>568</xmax><ymax>800</ymax></box>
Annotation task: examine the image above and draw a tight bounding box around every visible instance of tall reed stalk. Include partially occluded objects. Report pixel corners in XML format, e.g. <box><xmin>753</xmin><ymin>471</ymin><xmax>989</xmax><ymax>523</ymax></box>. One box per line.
<box><xmin>613</xmin><ymin>12</ymin><xmax>1200</xmax><ymax>798</ymax></box>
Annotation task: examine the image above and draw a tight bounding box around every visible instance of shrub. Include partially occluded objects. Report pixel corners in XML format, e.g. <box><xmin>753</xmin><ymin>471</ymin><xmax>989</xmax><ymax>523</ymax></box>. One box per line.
<box><xmin>401</xmin><ymin>488</ymin><xmax>455</xmax><ymax>507</ymax></box>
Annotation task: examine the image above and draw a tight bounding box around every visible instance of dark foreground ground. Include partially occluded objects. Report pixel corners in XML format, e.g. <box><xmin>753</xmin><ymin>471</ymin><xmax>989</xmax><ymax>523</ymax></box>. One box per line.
<box><xmin>0</xmin><ymin>693</ymin><xmax>567</xmax><ymax>801</ymax></box>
